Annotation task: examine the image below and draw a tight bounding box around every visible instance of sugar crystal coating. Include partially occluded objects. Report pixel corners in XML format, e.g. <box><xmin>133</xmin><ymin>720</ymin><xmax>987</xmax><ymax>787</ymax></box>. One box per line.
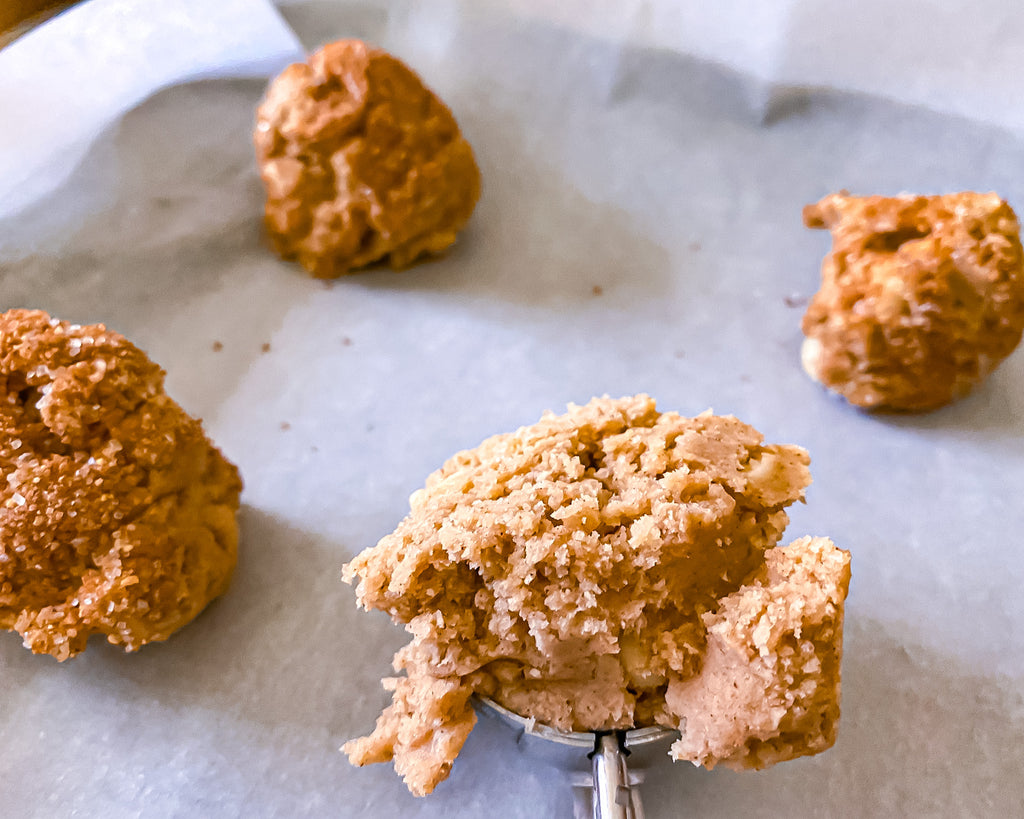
<box><xmin>0</xmin><ymin>309</ymin><xmax>242</xmax><ymax>660</ymax></box>
<box><xmin>343</xmin><ymin>395</ymin><xmax>849</xmax><ymax>795</ymax></box>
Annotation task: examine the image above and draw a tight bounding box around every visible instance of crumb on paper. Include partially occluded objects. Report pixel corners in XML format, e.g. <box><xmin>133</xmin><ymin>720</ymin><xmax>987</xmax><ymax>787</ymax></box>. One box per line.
<box><xmin>342</xmin><ymin>395</ymin><xmax>849</xmax><ymax>796</ymax></box>
<box><xmin>280</xmin><ymin>422</ymin><xmax>291</xmax><ymax>431</ymax></box>
<box><xmin>801</xmin><ymin>191</ymin><xmax>1024</xmax><ymax>411</ymax></box>
<box><xmin>592</xmin><ymin>285</ymin><xmax>603</xmax><ymax>296</ymax></box>
<box><xmin>254</xmin><ymin>39</ymin><xmax>481</xmax><ymax>279</ymax></box>
<box><xmin>0</xmin><ymin>309</ymin><xmax>242</xmax><ymax>661</ymax></box>
<box><xmin>341</xmin><ymin>337</ymin><xmax>352</xmax><ymax>347</ymax></box>
<box><xmin>261</xmin><ymin>342</ymin><xmax>271</xmax><ymax>353</ymax></box>
<box><xmin>212</xmin><ymin>341</ymin><xmax>223</xmax><ymax>352</ymax></box>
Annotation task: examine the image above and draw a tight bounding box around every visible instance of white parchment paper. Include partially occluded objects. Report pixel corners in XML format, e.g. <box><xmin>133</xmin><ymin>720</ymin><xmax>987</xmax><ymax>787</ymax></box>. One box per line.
<box><xmin>1</xmin><ymin>1</ymin><xmax>1023</xmax><ymax>816</ymax></box>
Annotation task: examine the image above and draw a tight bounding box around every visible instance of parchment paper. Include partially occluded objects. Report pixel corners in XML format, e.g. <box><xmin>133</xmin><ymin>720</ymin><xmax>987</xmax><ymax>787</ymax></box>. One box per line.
<box><xmin>1</xmin><ymin>1</ymin><xmax>1023</xmax><ymax>816</ymax></box>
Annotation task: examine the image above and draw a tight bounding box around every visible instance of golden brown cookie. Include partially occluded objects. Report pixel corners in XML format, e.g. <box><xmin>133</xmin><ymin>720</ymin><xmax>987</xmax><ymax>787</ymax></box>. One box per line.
<box><xmin>0</xmin><ymin>309</ymin><xmax>242</xmax><ymax>660</ymax></box>
<box><xmin>343</xmin><ymin>395</ymin><xmax>849</xmax><ymax>795</ymax></box>
<box><xmin>802</xmin><ymin>192</ymin><xmax>1024</xmax><ymax>411</ymax></box>
<box><xmin>254</xmin><ymin>39</ymin><xmax>481</xmax><ymax>278</ymax></box>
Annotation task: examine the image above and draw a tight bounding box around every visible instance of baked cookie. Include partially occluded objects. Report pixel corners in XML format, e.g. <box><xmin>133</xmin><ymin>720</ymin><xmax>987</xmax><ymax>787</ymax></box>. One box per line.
<box><xmin>802</xmin><ymin>192</ymin><xmax>1024</xmax><ymax>411</ymax></box>
<box><xmin>343</xmin><ymin>395</ymin><xmax>850</xmax><ymax>795</ymax></box>
<box><xmin>254</xmin><ymin>39</ymin><xmax>481</xmax><ymax>278</ymax></box>
<box><xmin>0</xmin><ymin>309</ymin><xmax>242</xmax><ymax>660</ymax></box>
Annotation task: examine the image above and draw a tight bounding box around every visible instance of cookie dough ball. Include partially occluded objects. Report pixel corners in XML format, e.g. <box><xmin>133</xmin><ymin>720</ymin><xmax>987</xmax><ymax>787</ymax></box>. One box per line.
<box><xmin>0</xmin><ymin>310</ymin><xmax>242</xmax><ymax>660</ymax></box>
<box><xmin>254</xmin><ymin>39</ymin><xmax>481</xmax><ymax>278</ymax></box>
<box><xmin>802</xmin><ymin>192</ymin><xmax>1024</xmax><ymax>411</ymax></box>
<box><xmin>343</xmin><ymin>395</ymin><xmax>850</xmax><ymax>796</ymax></box>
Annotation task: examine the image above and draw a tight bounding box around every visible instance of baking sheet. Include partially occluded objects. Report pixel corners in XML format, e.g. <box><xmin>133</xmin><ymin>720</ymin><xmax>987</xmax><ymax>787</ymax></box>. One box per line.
<box><xmin>1</xmin><ymin>1</ymin><xmax>1023</xmax><ymax>816</ymax></box>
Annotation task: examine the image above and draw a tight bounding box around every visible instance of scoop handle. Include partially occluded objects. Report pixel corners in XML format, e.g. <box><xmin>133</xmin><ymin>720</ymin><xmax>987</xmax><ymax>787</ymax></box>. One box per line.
<box><xmin>591</xmin><ymin>733</ymin><xmax>645</xmax><ymax>819</ymax></box>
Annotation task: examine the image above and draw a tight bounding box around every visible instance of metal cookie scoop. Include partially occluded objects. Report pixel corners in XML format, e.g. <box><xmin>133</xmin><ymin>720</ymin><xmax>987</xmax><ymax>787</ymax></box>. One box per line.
<box><xmin>476</xmin><ymin>697</ymin><xmax>679</xmax><ymax>819</ymax></box>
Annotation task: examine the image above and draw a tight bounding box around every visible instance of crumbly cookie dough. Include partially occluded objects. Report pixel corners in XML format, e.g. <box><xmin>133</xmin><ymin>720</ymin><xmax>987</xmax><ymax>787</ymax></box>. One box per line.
<box><xmin>343</xmin><ymin>395</ymin><xmax>850</xmax><ymax>796</ymax></box>
<box><xmin>802</xmin><ymin>191</ymin><xmax>1024</xmax><ymax>411</ymax></box>
<box><xmin>665</xmin><ymin>535</ymin><xmax>849</xmax><ymax>769</ymax></box>
<box><xmin>0</xmin><ymin>309</ymin><xmax>242</xmax><ymax>660</ymax></box>
<box><xmin>254</xmin><ymin>39</ymin><xmax>481</xmax><ymax>278</ymax></box>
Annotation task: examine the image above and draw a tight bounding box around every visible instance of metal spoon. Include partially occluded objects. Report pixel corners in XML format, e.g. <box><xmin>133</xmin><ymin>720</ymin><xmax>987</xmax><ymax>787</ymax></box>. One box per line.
<box><xmin>475</xmin><ymin>696</ymin><xmax>679</xmax><ymax>819</ymax></box>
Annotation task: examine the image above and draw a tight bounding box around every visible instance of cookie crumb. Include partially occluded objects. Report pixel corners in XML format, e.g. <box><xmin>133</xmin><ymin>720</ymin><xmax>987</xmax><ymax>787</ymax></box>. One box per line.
<box><xmin>212</xmin><ymin>341</ymin><xmax>223</xmax><ymax>352</ymax></box>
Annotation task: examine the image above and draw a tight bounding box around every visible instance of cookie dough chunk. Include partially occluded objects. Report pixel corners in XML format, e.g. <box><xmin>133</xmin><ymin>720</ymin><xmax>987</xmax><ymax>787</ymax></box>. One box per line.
<box><xmin>343</xmin><ymin>395</ymin><xmax>850</xmax><ymax>795</ymax></box>
<box><xmin>0</xmin><ymin>309</ymin><xmax>242</xmax><ymax>660</ymax></box>
<box><xmin>254</xmin><ymin>39</ymin><xmax>481</xmax><ymax>278</ymax></box>
<box><xmin>666</xmin><ymin>535</ymin><xmax>849</xmax><ymax>769</ymax></box>
<box><xmin>802</xmin><ymin>192</ymin><xmax>1024</xmax><ymax>411</ymax></box>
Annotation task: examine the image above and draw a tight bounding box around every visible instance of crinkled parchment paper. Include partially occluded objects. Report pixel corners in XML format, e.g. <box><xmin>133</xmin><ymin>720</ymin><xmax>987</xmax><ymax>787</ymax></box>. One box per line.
<box><xmin>1</xmin><ymin>0</ymin><xmax>1023</xmax><ymax>816</ymax></box>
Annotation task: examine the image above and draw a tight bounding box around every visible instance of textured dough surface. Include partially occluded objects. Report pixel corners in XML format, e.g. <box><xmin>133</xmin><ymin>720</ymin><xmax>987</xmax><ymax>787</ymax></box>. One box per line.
<box><xmin>254</xmin><ymin>39</ymin><xmax>481</xmax><ymax>278</ymax></box>
<box><xmin>802</xmin><ymin>191</ymin><xmax>1024</xmax><ymax>411</ymax></box>
<box><xmin>343</xmin><ymin>395</ymin><xmax>850</xmax><ymax>795</ymax></box>
<box><xmin>0</xmin><ymin>309</ymin><xmax>242</xmax><ymax>660</ymax></box>
<box><xmin>666</xmin><ymin>535</ymin><xmax>849</xmax><ymax>769</ymax></box>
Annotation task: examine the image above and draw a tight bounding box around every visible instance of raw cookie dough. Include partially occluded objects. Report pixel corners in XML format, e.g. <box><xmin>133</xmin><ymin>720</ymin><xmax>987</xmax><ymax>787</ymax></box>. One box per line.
<box><xmin>254</xmin><ymin>39</ymin><xmax>481</xmax><ymax>278</ymax></box>
<box><xmin>802</xmin><ymin>191</ymin><xmax>1024</xmax><ymax>411</ymax></box>
<box><xmin>343</xmin><ymin>395</ymin><xmax>850</xmax><ymax>796</ymax></box>
<box><xmin>0</xmin><ymin>309</ymin><xmax>242</xmax><ymax>660</ymax></box>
